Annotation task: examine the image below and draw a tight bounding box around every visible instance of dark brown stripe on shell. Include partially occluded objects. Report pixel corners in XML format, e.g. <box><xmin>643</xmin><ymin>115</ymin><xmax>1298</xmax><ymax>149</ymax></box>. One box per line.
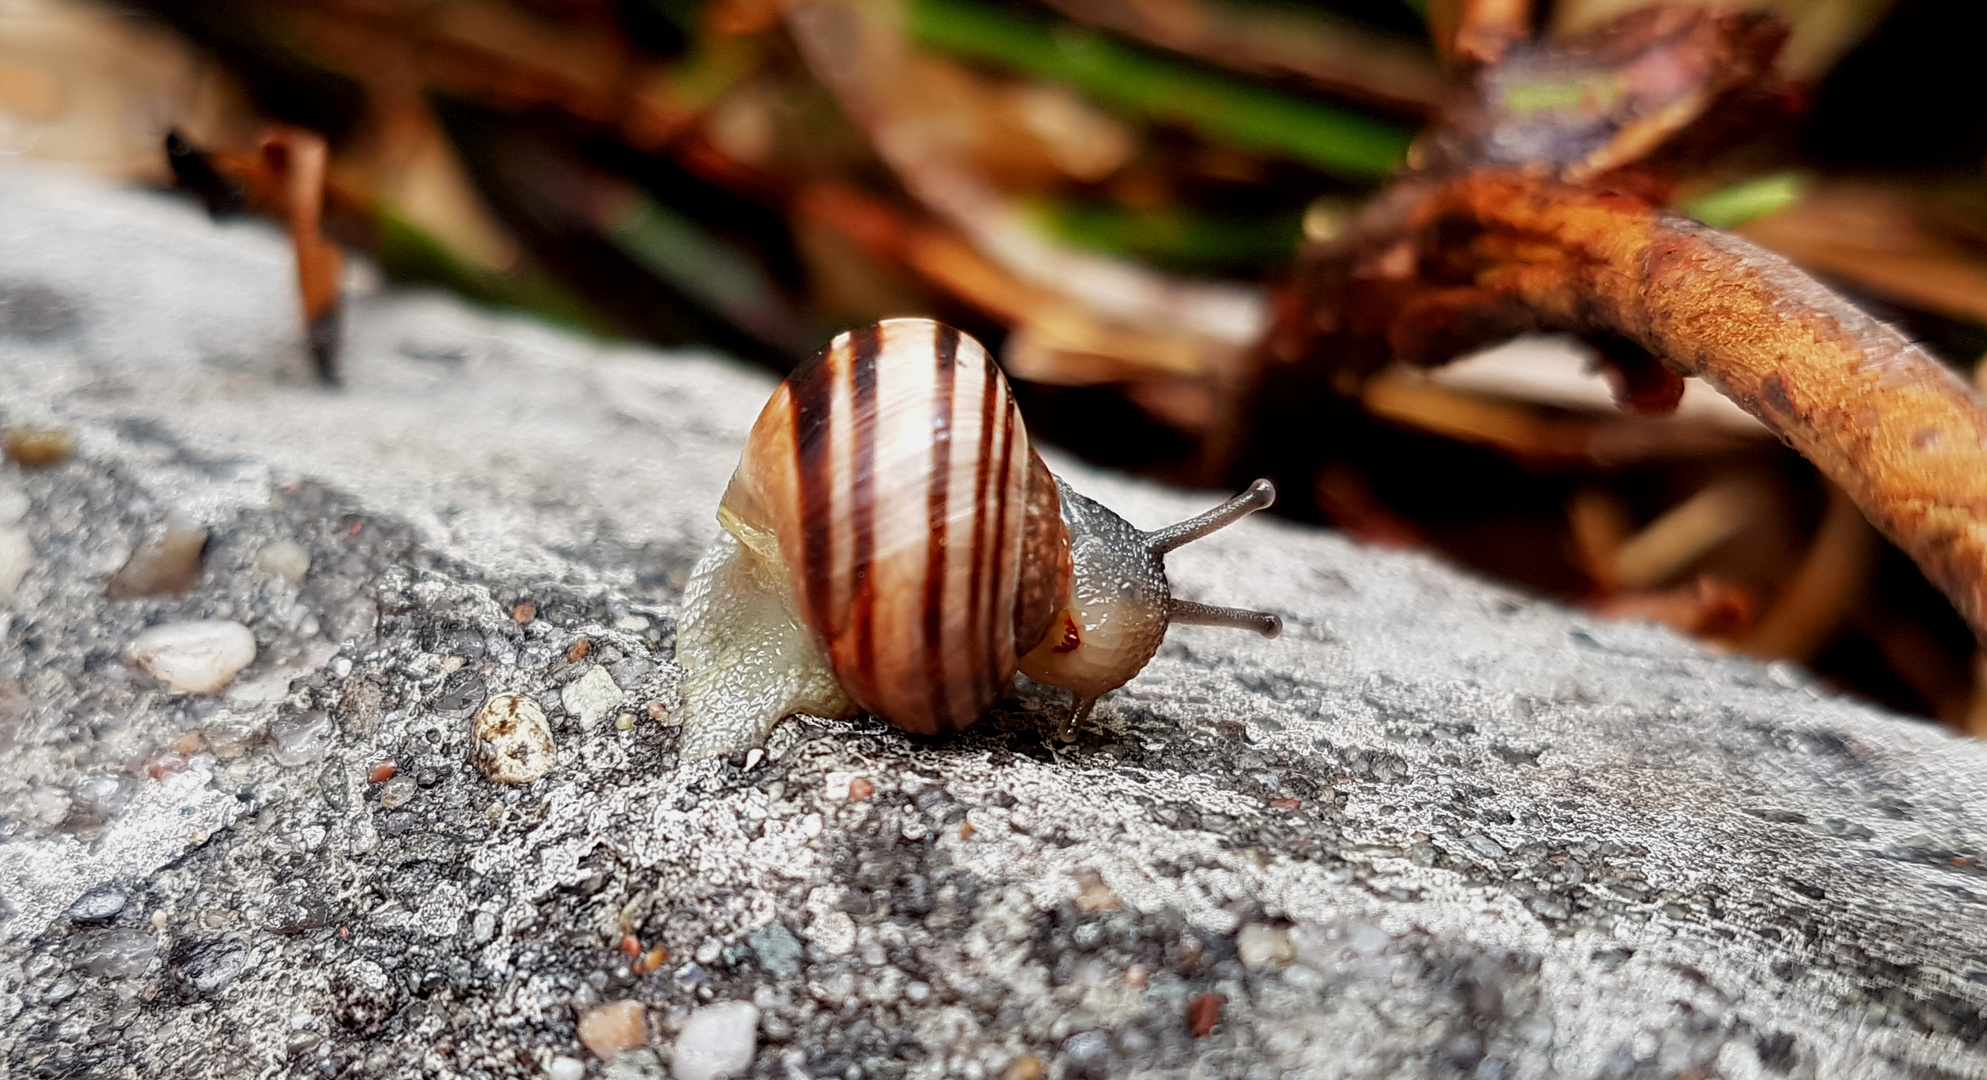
<box><xmin>790</xmin><ymin>344</ymin><xmax>837</xmax><ymax>638</ymax></box>
<box><xmin>848</xmin><ymin>323</ymin><xmax>882</xmax><ymax>686</ymax></box>
<box><xmin>922</xmin><ymin>324</ymin><xmax>960</xmax><ymax>728</ymax></box>
<box><xmin>966</xmin><ymin>343</ymin><xmax>998</xmax><ymax>706</ymax></box>
<box><xmin>985</xmin><ymin>391</ymin><xmax>1018</xmax><ymax>697</ymax></box>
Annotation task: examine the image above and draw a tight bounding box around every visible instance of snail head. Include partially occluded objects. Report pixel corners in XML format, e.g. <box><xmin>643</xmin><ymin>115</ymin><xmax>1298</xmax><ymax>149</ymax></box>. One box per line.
<box><xmin>1018</xmin><ymin>478</ymin><xmax>1283</xmax><ymax>737</ymax></box>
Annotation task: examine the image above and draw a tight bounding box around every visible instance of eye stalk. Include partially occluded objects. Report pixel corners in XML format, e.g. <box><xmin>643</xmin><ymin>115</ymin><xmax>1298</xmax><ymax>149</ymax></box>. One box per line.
<box><xmin>1017</xmin><ymin>478</ymin><xmax>1284</xmax><ymax>739</ymax></box>
<box><xmin>1149</xmin><ymin>478</ymin><xmax>1279</xmax><ymax>557</ymax></box>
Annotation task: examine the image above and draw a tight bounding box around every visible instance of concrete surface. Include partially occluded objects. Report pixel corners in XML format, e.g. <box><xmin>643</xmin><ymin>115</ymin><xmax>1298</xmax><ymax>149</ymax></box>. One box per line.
<box><xmin>0</xmin><ymin>160</ymin><xmax>1984</xmax><ymax>1079</ymax></box>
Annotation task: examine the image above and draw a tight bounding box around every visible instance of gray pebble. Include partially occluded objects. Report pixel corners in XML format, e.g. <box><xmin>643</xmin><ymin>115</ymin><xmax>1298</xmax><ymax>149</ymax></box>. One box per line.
<box><xmin>71</xmin><ymin>774</ymin><xmax>133</xmax><ymax>819</ymax></box>
<box><xmin>79</xmin><ymin>929</ymin><xmax>158</xmax><ymax>978</ymax></box>
<box><xmin>749</xmin><ymin>923</ymin><xmax>804</xmax><ymax>978</ymax></box>
<box><xmin>67</xmin><ymin>886</ymin><xmax>127</xmax><ymax>924</ymax></box>
<box><xmin>176</xmin><ymin>945</ymin><xmax>250</xmax><ymax>995</ymax></box>
<box><xmin>269</xmin><ymin>711</ymin><xmax>336</xmax><ymax>768</ymax></box>
<box><xmin>609</xmin><ymin>656</ymin><xmax>654</xmax><ymax>688</ymax></box>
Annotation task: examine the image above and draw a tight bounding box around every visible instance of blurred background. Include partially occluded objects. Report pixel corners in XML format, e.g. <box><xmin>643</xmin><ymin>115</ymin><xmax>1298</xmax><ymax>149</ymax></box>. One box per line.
<box><xmin>1</xmin><ymin>0</ymin><xmax>1982</xmax><ymax>731</ymax></box>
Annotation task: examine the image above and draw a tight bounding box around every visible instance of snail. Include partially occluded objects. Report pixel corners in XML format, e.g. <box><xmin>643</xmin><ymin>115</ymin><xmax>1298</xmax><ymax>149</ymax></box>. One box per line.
<box><xmin>675</xmin><ymin>317</ymin><xmax>1282</xmax><ymax>758</ymax></box>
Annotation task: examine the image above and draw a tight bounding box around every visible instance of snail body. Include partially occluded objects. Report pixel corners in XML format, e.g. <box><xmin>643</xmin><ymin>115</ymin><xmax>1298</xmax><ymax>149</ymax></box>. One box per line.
<box><xmin>677</xmin><ymin>318</ymin><xmax>1280</xmax><ymax>758</ymax></box>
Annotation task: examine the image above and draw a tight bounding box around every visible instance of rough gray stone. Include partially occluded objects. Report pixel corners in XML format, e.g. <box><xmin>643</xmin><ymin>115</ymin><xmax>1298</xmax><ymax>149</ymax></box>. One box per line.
<box><xmin>0</xmin><ymin>160</ymin><xmax>1985</xmax><ymax>1079</ymax></box>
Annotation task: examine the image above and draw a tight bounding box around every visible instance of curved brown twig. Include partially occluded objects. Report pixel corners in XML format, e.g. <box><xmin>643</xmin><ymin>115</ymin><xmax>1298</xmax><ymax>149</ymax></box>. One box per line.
<box><xmin>1384</xmin><ymin>171</ymin><xmax>1987</xmax><ymax>634</ymax></box>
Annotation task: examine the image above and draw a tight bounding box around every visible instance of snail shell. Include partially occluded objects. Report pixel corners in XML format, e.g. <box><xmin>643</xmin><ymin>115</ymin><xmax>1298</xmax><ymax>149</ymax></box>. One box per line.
<box><xmin>720</xmin><ymin>318</ymin><xmax>1067</xmax><ymax>733</ymax></box>
<box><xmin>677</xmin><ymin>318</ymin><xmax>1280</xmax><ymax>758</ymax></box>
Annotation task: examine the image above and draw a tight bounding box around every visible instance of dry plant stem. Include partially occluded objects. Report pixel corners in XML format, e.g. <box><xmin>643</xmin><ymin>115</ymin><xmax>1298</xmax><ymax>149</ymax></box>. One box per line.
<box><xmin>1743</xmin><ymin>484</ymin><xmax>1877</xmax><ymax>661</ymax></box>
<box><xmin>1568</xmin><ymin>489</ymin><xmax>1631</xmax><ymax>590</ymax></box>
<box><xmin>1411</xmin><ymin>171</ymin><xmax>1987</xmax><ymax>635</ymax></box>
<box><xmin>1359</xmin><ymin>370</ymin><xmax>1759</xmax><ymax>466</ymax></box>
<box><xmin>1610</xmin><ymin>477</ymin><xmax>1756</xmax><ymax>590</ymax></box>
<box><xmin>267</xmin><ymin>128</ymin><xmax>342</xmax><ymax>385</ymax></box>
<box><xmin>1737</xmin><ymin>184</ymin><xmax>1987</xmax><ymax>327</ymax></box>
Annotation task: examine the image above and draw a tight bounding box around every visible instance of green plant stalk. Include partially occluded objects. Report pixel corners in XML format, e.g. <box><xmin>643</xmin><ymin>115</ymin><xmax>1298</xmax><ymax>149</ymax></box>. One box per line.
<box><xmin>907</xmin><ymin>0</ymin><xmax>1415</xmax><ymax>180</ymax></box>
<box><xmin>1681</xmin><ymin>172</ymin><xmax>1805</xmax><ymax>230</ymax></box>
<box><xmin>600</xmin><ymin>194</ymin><xmax>793</xmax><ymax>333</ymax></box>
<box><xmin>1029</xmin><ymin>199</ymin><xmax>1305</xmax><ymax>267</ymax></box>
<box><xmin>376</xmin><ymin>213</ymin><xmax>613</xmax><ymax>336</ymax></box>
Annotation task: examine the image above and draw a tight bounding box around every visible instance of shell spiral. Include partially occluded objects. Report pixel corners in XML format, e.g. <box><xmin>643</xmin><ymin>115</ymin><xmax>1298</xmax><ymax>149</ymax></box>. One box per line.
<box><xmin>719</xmin><ymin>318</ymin><xmax>1071</xmax><ymax>735</ymax></box>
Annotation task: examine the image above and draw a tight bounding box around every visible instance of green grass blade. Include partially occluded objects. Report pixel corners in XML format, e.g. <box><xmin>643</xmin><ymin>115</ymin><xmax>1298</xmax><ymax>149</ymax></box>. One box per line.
<box><xmin>907</xmin><ymin>0</ymin><xmax>1415</xmax><ymax>180</ymax></box>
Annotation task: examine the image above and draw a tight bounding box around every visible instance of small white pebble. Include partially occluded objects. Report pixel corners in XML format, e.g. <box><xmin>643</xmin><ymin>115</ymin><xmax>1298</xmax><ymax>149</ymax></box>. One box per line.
<box><xmin>561</xmin><ymin>666</ymin><xmax>625</xmax><ymax>729</ymax></box>
<box><xmin>1236</xmin><ymin>924</ymin><xmax>1294</xmax><ymax>970</ymax></box>
<box><xmin>125</xmin><ymin>620</ymin><xmax>257</xmax><ymax>693</ymax></box>
<box><xmin>545</xmin><ymin>1056</ymin><xmax>585</xmax><ymax>1080</ymax></box>
<box><xmin>377</xmin><ymin>774</ymin><xmax>419</xmax><ymax>808</ymax></box>
<box><xmin>1346</xmin><ymin>922</ymin><xmax>1392</xmax><ymax>956</ymax></box>
<box><xmin>26</xmin><ymin>786</ymin><xmax>68</xmax><ymax>827</ymax></box>
<box><xmin>807</xmin><ymin>911</ymin><xmax>856</xmax><ymax>957</ymax></box>
<box><xmin>472</xmin><ymin>693</ymin><xmax>556</xmax><ymax>784</ymax></box>
<box><xmin>256</xmin><ymin>540</ymin><xmax>312</xmax><ymax>586</ymax></box>
<box><xmin>0</xmin><ymin>526</ymin><xmax>31</xmax><ymax>602</ymax></box>
<box><xmin>612</xmin><ymin>614</ymin><xmax>650</xmax><ymax>632</ymax></box>
<box><xmin>671</xmin><ymin>1001</ymin><xmax>760</xmax><ymax>1080</ymax></box>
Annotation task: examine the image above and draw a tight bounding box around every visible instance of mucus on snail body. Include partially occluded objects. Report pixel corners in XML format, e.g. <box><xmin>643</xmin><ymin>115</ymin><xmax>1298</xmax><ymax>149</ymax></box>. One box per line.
<box><xmin>676</xmin><ymin>317</ymin><xmax>1282</xmax><ymax>758</ymax></box>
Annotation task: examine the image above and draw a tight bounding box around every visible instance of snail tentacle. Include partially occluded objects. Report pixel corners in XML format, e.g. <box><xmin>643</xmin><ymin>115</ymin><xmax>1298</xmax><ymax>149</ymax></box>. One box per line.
<box><xmin>1166</xmin><ymin>599</ymin><xmax>1283</xmax><ymax>638</ymax></box>
<box><xmin>1146</xmin><ymin>478</ymin><xmax>1277</xmax><ymax>555</ymax></box>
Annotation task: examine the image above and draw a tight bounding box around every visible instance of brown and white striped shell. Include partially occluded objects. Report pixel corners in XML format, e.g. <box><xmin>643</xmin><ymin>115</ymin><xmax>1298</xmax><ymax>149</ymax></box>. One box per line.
<box><xmin>677</xmin><ymin>317</ymin><xmax>1282</xmax><ymax>758</ymax></box>
<box><xmin>717</xmin><ymin>318</ymin><xmax>1072</xmax><ymax>735</ymax></box>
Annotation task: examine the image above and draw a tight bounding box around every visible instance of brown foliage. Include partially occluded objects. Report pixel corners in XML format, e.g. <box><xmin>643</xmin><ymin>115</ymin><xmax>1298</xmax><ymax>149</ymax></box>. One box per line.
<box><xmin>1311</xmin><ymin>170</ymin><xmax>1987</xmax><ymax>635</ymax></box>
<box><xmin>1282</xmin><ymin>6</ymin><xmax>1987</xmax><ymax>641</ymax></box>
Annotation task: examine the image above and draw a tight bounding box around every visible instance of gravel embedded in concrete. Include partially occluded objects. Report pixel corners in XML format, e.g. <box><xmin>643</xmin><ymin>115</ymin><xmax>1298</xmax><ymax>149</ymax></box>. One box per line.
<box><xmin>123</xmin><ymin>619</ymin><xmax>258</xmax><ymax>694</ymax></box>
<box><xmin>255</xmin><ymin>539</ymin><xmax>312</xmax><ymax>587</ymax></box>
<box><xmin>471</xmin><ymin>692</ymin><xmax>558</xmax><ymax>785</ymax></box>
<box><xmin>673</xmin><ymin>1001</ymin><xmax>761</xmax><ymax>1080</ymax></box>
<box><xmin>578</xmin><ymin>1000</ymin><xmax>649</xmax><ymax>1061</ymax></box>
<box><xmin>562</xmin><ymin>664</ymin><xmax>626</xmax><ymax>730</ymax></box>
